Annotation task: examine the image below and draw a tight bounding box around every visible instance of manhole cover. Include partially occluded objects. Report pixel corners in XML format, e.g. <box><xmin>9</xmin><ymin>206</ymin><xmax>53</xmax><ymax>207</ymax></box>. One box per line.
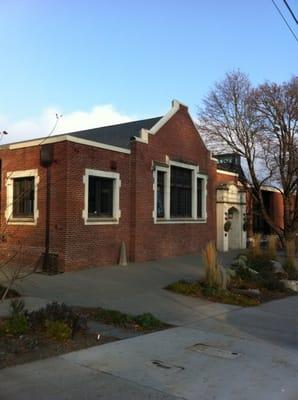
<box><xmin>188</xmin><ymin>343</ymin><xmax>242</xmax><ymax>359</ymax></box>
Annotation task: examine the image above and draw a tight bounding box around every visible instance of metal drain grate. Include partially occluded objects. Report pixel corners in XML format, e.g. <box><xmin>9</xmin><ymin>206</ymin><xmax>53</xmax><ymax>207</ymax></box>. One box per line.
<box><xmin>188</xmin><ymin>343</ymin><xmax>242</xmax><ymax>359</ymax></box>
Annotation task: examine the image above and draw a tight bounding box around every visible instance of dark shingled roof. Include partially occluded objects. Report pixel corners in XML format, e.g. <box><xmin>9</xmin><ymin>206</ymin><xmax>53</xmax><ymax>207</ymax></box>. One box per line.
<box><xmin>68</xmin><ymin>117</ymin><xmax>162</xmax><ymax>149</ymax></box>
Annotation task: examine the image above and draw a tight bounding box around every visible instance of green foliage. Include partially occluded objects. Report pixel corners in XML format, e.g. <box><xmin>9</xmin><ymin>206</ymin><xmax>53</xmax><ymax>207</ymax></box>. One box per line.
<box><xmin>235</xmin><ymin>265</ymin><xmax>256</xmax><ymax>281</ymax></box>
<box><xmin>224</xmin><ymin>221</ymin><xmax>232</xmax><ymax>232</ymax></box>
<box><xmin>246</xmin><ymin>254</ymin><xmax>273</xmax><ymax>273</ymax></box>
<box><xmin>165</xmin><ymin>280</ymin><xmax>201</xmax><ymax>296</ymax></box>
<box><xmin>261</xmin><ymin>277</ymin><xmax>285</xmax><ymax>291</ymax></box>
<box><xmin>135</xmin><ymin>313</ymin><xmax>164</xmax><ymax>330</ymax></box>
<box><xmin>96</xmin><ymin>309</ymin><xmax>133</xmax><ymax>327</ymax></box>
<box><xmin>27</xmin><ymin>302</ymin><xmax>83</xmax><ymax>337</ymax></box>
<box><xmin>166</xmin><ymin>279</ymin><xmax>259</xmax><ymax>306</ymax></box>
<box><xmin>283</xmin><ymin>260</ymin><xmax>298</xmax><ymax>280</ymax></box>
<box><xmin>95</xmin><ymin>308</ymin><xmax>165</xmax><ymax>331</ymax></box>
<box><xmin>10</xmin><ymin>299</ymin><xmax>26</xmax><ymax>316</ymax></box>
<box><xmin>1</xmin><ymin>314</ymin><xmax>29</xmax><ymax>336</ymax></box>
<box><xmin>45</xmin><ymin>320</ymin><xmax>72</xmax><ymax>341</ymax></box>
<box><xmin>201</xmin><ymin>286</ymin><xmax>259</xmax><ymax>306</ymax></box>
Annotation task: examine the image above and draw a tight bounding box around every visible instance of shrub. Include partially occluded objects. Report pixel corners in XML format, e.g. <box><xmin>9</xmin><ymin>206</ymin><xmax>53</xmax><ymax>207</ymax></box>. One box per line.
<box><xmin>10</xmin><ymin>299</ymin><xmax>26</xmax><ymax>316</ymax></box>
<box><xmin>27</xmin><ymin>302</ymin><xmax>83</xmax><ymax>338</ymax></box>
<box><xmin>2</xmin><ymin>314</ymin><xmax>29</xmax><ymax>336</ymax></box>
<box><xmin>96</xmin><ymin>309</ymin><xmax>133</xmax><ymax>327</ymax></box>
<box><xmin>246</xmin><ymin>254</ymin><xmax>273</xmax><ymax>274</ymax></box>
<box><xmin>45</xmin><ymin>320</ymin><xmax>72</xmax><ymax>341</ymax></box>
<box><xmin>235</xmin><ymin>265</ymin><xmax>256</xmax><ymax>281</ymax></box>
<box><xmin>267</xmin><ymin>235</ymin><xmax>278</xmax><ymax>260</ymax></box>
<box><xmin>202</xmin><ymin>242</ymin><xmax>229</xmax><ymax>289</ymax></box>
<box><xmin>165</xmin><ymin>280</ymin><xmax>201</xmax><ymax>296</ymax></box>
<box><xmin>135</xmin><ymin>313</ymin><xmax>164</xmax><ymax>330</ymax></box>
<box><xmin>261</xmin><ymin>277</ymin><xmax>285</xmax><ymax>292</ymax></box>
<box><xmin>224</xmin><ymin>221</ymin><xmax>232</xmax><ymax>232</ymax></box>
<box><xmin>283</xmin><ymin>259</ymin><xmax>298</xmax><ymax>280</ymax></box>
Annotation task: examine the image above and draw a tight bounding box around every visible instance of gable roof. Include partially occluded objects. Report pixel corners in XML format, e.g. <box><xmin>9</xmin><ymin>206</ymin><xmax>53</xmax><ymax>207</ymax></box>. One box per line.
<box><xmin>0</xmin><ymin>117</ymin><xmax>162</xmax><ymax>152</ymax></box>
<box><xmin>65</xmin><ymin>117</ymin><xmax>162</xmax><ymax>149</ymax></box>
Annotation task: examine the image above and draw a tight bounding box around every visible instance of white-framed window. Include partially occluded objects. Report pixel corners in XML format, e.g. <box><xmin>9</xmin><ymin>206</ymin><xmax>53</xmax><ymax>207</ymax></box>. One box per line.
<box><xmin>82</xmin><ymin>169</ymin><xmax>121</xmax><ymax>225</ymax></box>
<box><xmin>5</xmin><ymin>169</ymin><xmax>39</xmax><ymax>225</ymax></box>
<box><xmin>153</xmin><ymin>161</ymin><xmax>207</xmax><ymax>224</ymax></box>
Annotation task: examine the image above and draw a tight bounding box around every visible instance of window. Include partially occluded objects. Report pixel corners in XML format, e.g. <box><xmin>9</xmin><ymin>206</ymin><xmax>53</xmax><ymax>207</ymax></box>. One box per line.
<box><xmin>88</xmin><ymin>176</ymin><xmax>114</xmax><ymax>218</ymax></box>
<box><xmin>5</xmin><ymin>169</ymin><xmax>39</xmax><ymax>225</ymax></box>
<box><xmin>13</xmin><ymin>177</ymin><xmax>35</xmax><ymax>218</ymax></box>
<box><xmin>157</xmin><ymin>171</ymin><xmax>165</xmax><ymax>218</ymax></box>
<box><xmin>153</xmin><ymin>161</ymin><xmax>207</xmax><ymax>223</ymax></box>
<box><xmin>197</xmin><ymin>178</ymin><xmax>203</xmax><ymax>218</ymax></box>
<box><xmin>83</xmin><ymin>169</ymin><xmax>121</xmax><ymax>225</ymax></box>
<box><xmin>170</xmin><ymin>166</ymin><xmax>192</xmax><ymax>218</ymax></box>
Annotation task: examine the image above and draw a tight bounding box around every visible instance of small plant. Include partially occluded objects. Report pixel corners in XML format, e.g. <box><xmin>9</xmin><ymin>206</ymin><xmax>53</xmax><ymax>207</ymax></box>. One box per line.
<box><xmin>96</xmin><ymin>309</ymin><xmax>133</xmax><ymax>327</ymax></box>
<box><xmin>45</xmin><ymin>320</ymin><xmax>72</xmax><ymax>341</ymax></box>
<box><xmin>27</xmin><ymin>302</ymin><xmax>83</xmax><ymax>338</ymax></box>
<box><xmin>202</xmin><ymin>242</ymin><xmax>229</xmax><ymax>289</ymax></box>
<box><xmin>283</xmin><ymin>259</ymin><xmax>298</xmax><ymax>280</ymax></box>
<box><xmin>10</xmin><ymin>299</ymin><xmax>26</xmax><ymax>316</ymax></box>
<box><xmin>135</xmin><ymin>313</ymin><xmax>164</xmax><ymax>330</ymax></box>
<box><xmin>224</xmin><ymin>221</ymin><xmax>232</xmax><ymax>232</ymax></box>
<box><xmin>2</xmin><ymin>314</ymin><xmax>29</xmax><ymax>336</ymax></box>
<box><xmin>267</xmin><ymin>235</ymin><xmax>278</xmax><ymax>260</ymax></box>
<box><xmin>166</xmin><ymin>280</ymin><xmax>201</xmax><ymax>296</ymax></box>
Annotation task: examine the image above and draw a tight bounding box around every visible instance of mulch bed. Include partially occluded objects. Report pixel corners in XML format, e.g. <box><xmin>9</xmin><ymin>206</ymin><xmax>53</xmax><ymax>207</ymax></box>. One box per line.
<box><xmin>0</xmin><ymin>330</ymin><xmax>117</xmax><ymax>369</ymax></box>
<box><xmin>0</xmin><ymin>304</ymin><xmax>169</xmax><ymax>369</ymax></box>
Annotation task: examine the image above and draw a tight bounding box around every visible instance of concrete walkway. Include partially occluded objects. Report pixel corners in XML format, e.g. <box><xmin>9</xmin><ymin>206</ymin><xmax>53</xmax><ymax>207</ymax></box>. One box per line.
<box><xmin>0</xmin><ymin>252</ymin><xmax>238</xmax><ymax>325</ymax></box>
<box><xmin>1</xmin><ymin>252</ymin><xmax>298</xmax><ymax>399</ymax></box>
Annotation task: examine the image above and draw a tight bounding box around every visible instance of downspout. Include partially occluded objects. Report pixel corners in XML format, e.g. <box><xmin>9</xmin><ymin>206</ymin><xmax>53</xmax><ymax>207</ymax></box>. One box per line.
<box><xmin>40</xmin><ymin>144</ymin><xmax>54</xmax><ymax>273</ymax></box>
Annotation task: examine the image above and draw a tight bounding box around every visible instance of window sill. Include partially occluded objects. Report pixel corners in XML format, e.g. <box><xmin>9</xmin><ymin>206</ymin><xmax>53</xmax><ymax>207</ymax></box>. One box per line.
<box><xmin>85</xmin><ymin>217</ymin><xmax>119</xmax><ymax>225</ymax></box>
<box><xmin>154</xmin><ymin>218</ymin><xmax>207</xmax><ymax>224</ymax></box>
<box><xmin>8</xmin><ymin>218</ymin><xmax>36</xmax><ymax>226</ymax></box>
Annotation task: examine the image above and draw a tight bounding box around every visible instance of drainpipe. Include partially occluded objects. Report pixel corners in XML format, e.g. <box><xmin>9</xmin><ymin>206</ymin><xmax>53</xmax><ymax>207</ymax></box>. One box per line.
<box><xmin>40</xmin><ymin>144</ymin><xmax>54</xmax><ymax>273</ymax></box>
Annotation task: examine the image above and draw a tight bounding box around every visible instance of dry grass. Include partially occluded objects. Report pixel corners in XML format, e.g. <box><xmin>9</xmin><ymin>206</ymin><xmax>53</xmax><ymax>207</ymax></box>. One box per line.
<box><xmin>267</xmin><ymin>235</ymin><xmax>278</xmax><ymax>260</ymax></box>
<box><xmin>250</xmin><ymin>233</ymin><xmax>262</xmax><ymax>258</ymax></box>
<box><xmin>202</xmin><ymin>242</ymin><xmax>228</xmax><ymax>289</ymax></box>
<box><xmin>285</xmin><ymin>240</ymin><xmax>296</xmax><ymax>271</ymax></box>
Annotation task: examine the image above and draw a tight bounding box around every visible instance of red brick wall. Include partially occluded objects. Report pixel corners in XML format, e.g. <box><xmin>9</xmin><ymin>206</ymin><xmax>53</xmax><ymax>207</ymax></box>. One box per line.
<box><xmin>63</xmin><ymin>141</ymin><xmax>131</xmax><ymax>270</ymax></box>
<box><xmin>131</xmin><ymin>105</ymin><xmax>217</xmax><ymax>262</ymax></box>
<box><xmin>0</xmin><ymin>142</ymin><xmax>68</xmax><ymax>270</ymax></box>
<box><xmin>0</xmin><ymin>105</ymin><xmax>218</xmax><ymax>271</ymax></box>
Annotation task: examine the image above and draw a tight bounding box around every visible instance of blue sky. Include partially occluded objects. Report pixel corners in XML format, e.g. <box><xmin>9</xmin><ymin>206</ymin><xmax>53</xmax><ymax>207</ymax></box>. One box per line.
<box><xmin>0</xmin><ymin>0</ymin><xmax>297</xmax><ymax>142</ymax></box>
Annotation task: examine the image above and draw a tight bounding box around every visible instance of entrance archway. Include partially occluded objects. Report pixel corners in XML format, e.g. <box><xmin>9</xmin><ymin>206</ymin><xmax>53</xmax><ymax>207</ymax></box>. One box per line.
<box><xmin>228</xmin><ymin>206</ymin><xmax>241</xmax><ymax>249</ymax></box>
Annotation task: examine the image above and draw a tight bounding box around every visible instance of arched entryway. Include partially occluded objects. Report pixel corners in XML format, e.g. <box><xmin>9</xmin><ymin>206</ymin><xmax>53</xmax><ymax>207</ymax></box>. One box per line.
<box><xmin>216</xmin><ymin>183</ymin><xmax>247</xmax><ymax>252</ymax></box>
<box><xmin>228</xmin><ymin>207</ymin><xmax>241</xmax><ymax>249</ymax></box>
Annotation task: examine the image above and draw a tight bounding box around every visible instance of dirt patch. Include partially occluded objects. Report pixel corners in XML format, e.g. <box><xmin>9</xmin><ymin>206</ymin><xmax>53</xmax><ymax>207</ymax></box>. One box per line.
<box><xmin>0</xmin><ymin>330</ymin><xmax>117</xmax><ymax>369</ymax></box>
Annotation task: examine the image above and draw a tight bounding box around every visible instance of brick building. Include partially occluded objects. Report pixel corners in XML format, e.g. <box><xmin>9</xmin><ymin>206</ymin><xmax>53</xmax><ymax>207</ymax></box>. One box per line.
<box><xmin>0</xmin><ymin>101</ymin><xmax>217</xmax><ymax>271</ymax></box>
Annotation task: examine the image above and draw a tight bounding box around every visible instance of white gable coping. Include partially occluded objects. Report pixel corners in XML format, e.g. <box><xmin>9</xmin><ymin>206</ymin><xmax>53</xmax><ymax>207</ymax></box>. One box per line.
<box><xmin>6</xmin><ymin>134</ymin><xmax>131</xmax><ymax>154</ymax></box>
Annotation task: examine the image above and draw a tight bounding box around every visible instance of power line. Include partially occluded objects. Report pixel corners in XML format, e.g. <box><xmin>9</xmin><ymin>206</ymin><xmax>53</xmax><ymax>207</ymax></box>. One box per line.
<box><xmin>282</xmin><ymin>0</ymin><xmax>298</xmax><ymax>25</ymax></box>
<box><xmin>271</xmin><ymin>0</ymin><xmax>298</xmax><ymax>42</ymax></box>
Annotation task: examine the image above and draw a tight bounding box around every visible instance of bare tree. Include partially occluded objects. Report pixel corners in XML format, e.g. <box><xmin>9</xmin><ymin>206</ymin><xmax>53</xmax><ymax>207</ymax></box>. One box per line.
<box><xmin>198</xmin><ymin>71</ymin><xmax>298</xmax><ymax>252</ymax></box>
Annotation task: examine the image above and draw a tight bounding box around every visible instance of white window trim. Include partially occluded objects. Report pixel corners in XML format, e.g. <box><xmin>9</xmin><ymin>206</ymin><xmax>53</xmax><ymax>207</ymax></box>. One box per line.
<box><xmin>152</xmin><ymin>160</ymin><xmax>208</xmax><ymax>224</ymax></box>
<box><xmin>82</xmin><ymin>168</ymin><xmax>121</xmax><ymax>225</ymax></box>
<box><xmin>5</xmin><ymin>169</ymin><xmax>39</xmax><ymax>225</ymax></box>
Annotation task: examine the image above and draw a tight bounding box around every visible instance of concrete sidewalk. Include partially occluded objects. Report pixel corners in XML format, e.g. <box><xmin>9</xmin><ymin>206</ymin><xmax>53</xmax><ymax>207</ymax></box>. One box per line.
<box><xmin>0</xmin><ymin>252</ymin><xmax>238</xmax><ymax>325</ymax></box>
<box><xmin>1</xmin><ymin>251</ymin><xmax>297</xmax><ymax>399</ymax></box>
<box><xmin>1</xmin><ymin>295</ymin><xmax>297</xmax><ymax>400</ymax></box>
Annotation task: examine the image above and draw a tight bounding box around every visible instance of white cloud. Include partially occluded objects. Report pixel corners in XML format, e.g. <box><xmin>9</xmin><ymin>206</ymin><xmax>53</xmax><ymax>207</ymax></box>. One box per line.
<box><xmin>0</xmin><ymin>104</ymin><xmax>136</xmax><ymax>145</ymax></box>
